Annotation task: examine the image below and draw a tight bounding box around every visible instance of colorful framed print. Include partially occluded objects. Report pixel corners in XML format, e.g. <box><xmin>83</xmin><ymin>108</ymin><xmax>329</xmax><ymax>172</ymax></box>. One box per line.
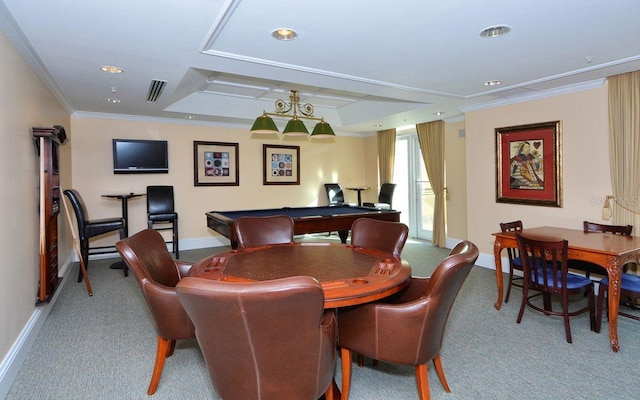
<box><xmin>495</xmin><ymin>121</ymin><xmax>562</xmax><ymax>207</ymax></box>
<box><xmin>193</xmin><ymin>141</ymin><xmax>239</xmax><ymax>186</ymax></box>
<box><xmin>263</xmin><ymin>144</ymin><xmax>300</xmax><ymax>185</ymax></box>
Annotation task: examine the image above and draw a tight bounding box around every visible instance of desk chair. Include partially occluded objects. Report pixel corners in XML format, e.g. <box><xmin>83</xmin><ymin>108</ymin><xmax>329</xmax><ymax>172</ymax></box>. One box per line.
<box><xmin>233</xmin><ymin>215</ymin><xmax>295</xmax><ymax>248</ymax></box>
<box><xmin>569</xmin><ymin>221</ymin><xmax>632</xmax><ymax>279</ymax></box>
<box><xmin>116</xmin><ymin>229</ymin><xmax>195</xmax><ymax>395</ymax></box>
<box><xmin>363</xmin><ymin>182</ymin><xmax>396</xmax><ymax>210</ymax></box>
<box><xmin>338</xmin><ymin>241</ymin><xmax>478</xmax><ymax>400</ymax></box>
<box><xmin>176</xmin><ymin>276</ymin><xmax>337</xmax><ymax>400</ymax></box>
<box><xmin>147</xmin><ymin>185</ymin><xmax>179</xmax><ymax>258</ymax></box>
<box><xmin>63</xmin><ymin>189</ymin><xmax>126</xmax><ymax>282</ymax></box>
<box><xmin>516</xmin><ymin>233</ymin><xmax>596</xmax><ymax>343</ymax></box>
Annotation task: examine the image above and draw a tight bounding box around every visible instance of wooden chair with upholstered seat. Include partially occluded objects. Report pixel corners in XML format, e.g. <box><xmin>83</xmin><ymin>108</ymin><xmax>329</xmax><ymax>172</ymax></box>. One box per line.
<box><xmin>115</xmin><ymin>229</ymin><xmax>195</xmax><ymax>395</ymax></box>
<box><xmin>338</xmin><ymin>240</ymin><xmax>478</xmax><ymax>400</ymax></box>
<box><xmin>568</xmin><ymin>221</ymin><xmax>632</xmax><ymax>279</ymax></box>
<box><xmin>176</xmin><ymin>276</ymin><xmax>337</xmax><ymax>400</ymax></box>
<box><xmin>597</xmin><ymin>272</ymin><xmax>640</xmax><ymax>333</ymax></box>
<box><xmin>499</xmin><ymin>220</ymin><xmax>524</xmax><ymax>303</ymax></box>
<box><xmin>232</xmin><ymin>215</ymin><xmax>295</xmax><ymax>249</ymax></box>
<box><xmin>516</xmin><ymin>232</ymin><xmax>596</xmax><ymax>343</ymax></box>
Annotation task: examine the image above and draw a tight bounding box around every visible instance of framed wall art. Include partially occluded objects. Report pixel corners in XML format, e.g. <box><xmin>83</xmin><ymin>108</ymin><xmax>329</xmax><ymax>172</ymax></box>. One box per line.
<box><xmin>193</xmin><ymin>141</ymin><xmax>239</xmax><ymax>186</ymax></box>
<box><xmin>263</xmin><ymin>144</ymin><xmax>300</xmax><ymax>185</ymax></box>
<box><xmin>495</xmin><ymin>121</ymin><xmax>562</xmax><ymax>207</ymax></box>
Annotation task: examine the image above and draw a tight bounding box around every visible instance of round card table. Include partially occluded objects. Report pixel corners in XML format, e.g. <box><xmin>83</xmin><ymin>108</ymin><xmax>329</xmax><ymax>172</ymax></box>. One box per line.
<box><xmin>189</xmin><ymin>242</ymin><xmax>412</xmax><ymax>309</ymax></box>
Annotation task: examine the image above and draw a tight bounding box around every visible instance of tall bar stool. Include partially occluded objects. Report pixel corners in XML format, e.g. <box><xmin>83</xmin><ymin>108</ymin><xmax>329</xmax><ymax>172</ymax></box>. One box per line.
<box><xmin>147</xmin><ymin>186</ymin><xmax>179</xmax><ymax>258</ymax></box>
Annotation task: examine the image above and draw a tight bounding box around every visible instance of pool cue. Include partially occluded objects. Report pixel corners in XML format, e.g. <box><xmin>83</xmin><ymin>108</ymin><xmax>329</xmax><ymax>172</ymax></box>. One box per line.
<box><xmin>62</xmin><ymin>196</ymin><xmax>93</xmax><ymax>296</ymax></box>
<box><xmin>38</xmin><ymin>137</ymin><xmax>47</xmax><ymax>302</ymax></box>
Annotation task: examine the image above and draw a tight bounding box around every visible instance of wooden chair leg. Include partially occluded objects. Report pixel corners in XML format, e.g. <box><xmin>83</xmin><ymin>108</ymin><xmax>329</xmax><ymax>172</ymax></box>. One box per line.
<box><xmin>414</xmin><ymin>363</ymin><xmax>431</xmax><ymax>400</ymax></box>
<box><xmin>596</xmin><ymin>285</ymin><xmax>607</xmax><ymax>333</ymax></box>
<box><xmin>340</xmin><ymin>348</ymin><xmax>352</xmax><ymax>400</ymax></box>
<box><xmin>432</xmin><ymin>354</ymin><xmax>451</xmax><ymax>393</ymax></box>
<box><xmin>147</xmin><ymin>336</ymin><xmax>172</xmax><ymax>395</ymax></box>
<box><xmin>357</xmin><ymin>354</ymin><xmax>364</xmax><ymax>367</ymax></box>
<box><xmin>505</xmin><ymin>267</ymin><xmax>514</xmax><ymax>303</ymax></box>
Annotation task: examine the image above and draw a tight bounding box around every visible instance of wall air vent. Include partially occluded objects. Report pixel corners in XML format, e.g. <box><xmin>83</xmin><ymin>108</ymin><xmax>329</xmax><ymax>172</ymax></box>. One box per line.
<box><xmin>146</xmin><ymin>79</ymin><xmax>167</xmax><ymax>103</ymax></box>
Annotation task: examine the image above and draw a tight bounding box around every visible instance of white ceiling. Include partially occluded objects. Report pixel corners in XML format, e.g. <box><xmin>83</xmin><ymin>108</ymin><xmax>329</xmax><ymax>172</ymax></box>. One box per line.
<box><xmin>2</xmin><ymin>0</ymin><xmax>640</xmax><ymax>135</ymax></box>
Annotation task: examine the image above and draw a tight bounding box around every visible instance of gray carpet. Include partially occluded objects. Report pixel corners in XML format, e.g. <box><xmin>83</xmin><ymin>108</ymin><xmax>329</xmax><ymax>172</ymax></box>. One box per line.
<box><xmin>6</xmin><ymin>235</ymin><xmax>640</xmax><ymax>400</ymax></box>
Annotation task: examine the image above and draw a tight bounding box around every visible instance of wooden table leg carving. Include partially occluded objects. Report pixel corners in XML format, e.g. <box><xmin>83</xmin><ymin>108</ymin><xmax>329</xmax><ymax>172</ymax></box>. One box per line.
<box><xmin>493</xmin><ymin>239</ymin><xmax>505</xmax><ymax>310</ymax></box>
<box><xmin>606</xmin><ymin>257</ymin><xmax>621</xmax><ymax>352</ymax></box>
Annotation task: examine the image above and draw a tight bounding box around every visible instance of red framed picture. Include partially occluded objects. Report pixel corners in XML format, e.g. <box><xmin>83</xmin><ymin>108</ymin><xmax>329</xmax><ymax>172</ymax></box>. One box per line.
<box><xmin>495</xmin><ymin>121</ymin><xmax>562</xmax><ymax>207</ymax></box>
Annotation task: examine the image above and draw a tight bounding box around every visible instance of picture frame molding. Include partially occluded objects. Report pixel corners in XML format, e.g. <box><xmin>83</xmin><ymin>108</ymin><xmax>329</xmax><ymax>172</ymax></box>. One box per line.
<box><xmin>263</xmin><ymin>144</ymin><xmax>300</xmax><ymax>185</ymax></box>
<box><xmin>193</xmin><ymin>140</ymin><xmax>239</xmax><ymax>186</ymax></box>
<box><xmin>495</xmin><ymin>120</ymin><xmax>562</xmax><ymax>207</ymax></box>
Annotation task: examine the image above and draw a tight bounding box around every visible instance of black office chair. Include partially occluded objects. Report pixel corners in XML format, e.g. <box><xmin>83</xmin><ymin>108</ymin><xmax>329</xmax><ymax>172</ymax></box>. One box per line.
<box><xmin>63</xmin><ymin>189</ymin><xmax>126</xmax><ymax>282</ymax></box>
<box><xmin>147</xmin><ymin>186</ymin><xmax>179</xmax><ymax>259</ymax></box>
<box><xmin>363</xmin><ymin>183</ymin><xmax>396</xmax><ymax>209</ymax></box>
<box><xmin>324</xmin><ymin>183</ymin><xmax>346</xmax><ymax>205</ymax></box>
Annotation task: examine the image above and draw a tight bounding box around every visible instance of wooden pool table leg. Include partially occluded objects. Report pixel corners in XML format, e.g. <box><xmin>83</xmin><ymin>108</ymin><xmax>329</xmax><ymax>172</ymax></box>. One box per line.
<box><xmin>338</xmin><ymin>230</ymin><xmax>349</xmax><ymax>243</ymax></box>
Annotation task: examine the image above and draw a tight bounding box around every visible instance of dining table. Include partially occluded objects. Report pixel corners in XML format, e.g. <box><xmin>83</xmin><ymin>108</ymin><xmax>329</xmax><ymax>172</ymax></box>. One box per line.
<box><xmin>189</xmin><ymin>241</ymin><xmax>412</xmax><ymax>399</ymax></box>
<box><xmin>492</xmin><ymin>226</ymin><xmax>640</xmax><ymax>352</ymax></box>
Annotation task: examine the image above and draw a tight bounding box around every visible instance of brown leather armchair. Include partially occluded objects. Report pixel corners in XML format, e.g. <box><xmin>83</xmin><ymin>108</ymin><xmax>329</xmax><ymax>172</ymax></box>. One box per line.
<box><xmin>176</xmin><ymin>276</ymin><xmax>337</xmax><ymax>400</ymax></box>
<box><xmin>338</xmin><ymin>240</ymin><xmax>479</xmax><ymax>400</ymax></box>
<box><xmin>115</xmin><ymin>229</ymin><xmax>195</xmax><ymax>395</ymax></box>
<box><xmin>233</xmin><ymin>215</ymin><xmax>295</xmax><ymax>248</ymax></box>
<box><xmin>350</xmin><ymin>217</ymin><xmax>409</xmax><ymax>259</ymax></box>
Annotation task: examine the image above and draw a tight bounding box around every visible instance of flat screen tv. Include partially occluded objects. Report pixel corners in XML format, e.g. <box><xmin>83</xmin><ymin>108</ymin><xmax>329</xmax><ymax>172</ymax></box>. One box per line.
<box><xmin>112</xmin><ymin>139</ymin><xmax>168</xmax><ymax>174</ymax></box>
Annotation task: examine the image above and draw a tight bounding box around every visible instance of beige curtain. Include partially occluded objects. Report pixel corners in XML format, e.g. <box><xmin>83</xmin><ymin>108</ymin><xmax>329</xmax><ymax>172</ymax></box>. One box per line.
<box><xmin>608</xmin><ymin>71</ymin><xmax>640</xmax><ymax>232</ymax></box>
<box><xmin>416</xmin><ymin>120</ymin><xmax>446</xmax><ymax>247</ymax></box>
<box><xmin>376</xmin><ymin>129</ymin><xmax>396</xmax><ymax>184</ymax></box>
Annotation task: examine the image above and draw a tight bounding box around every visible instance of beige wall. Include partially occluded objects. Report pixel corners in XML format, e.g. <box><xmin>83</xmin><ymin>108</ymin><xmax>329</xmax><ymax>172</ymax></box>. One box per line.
<box><xmin>69</xmin><ymin>116</ymin><xmax>377</xmax><ymax>247</ymax></box>
<box><xmin>0</xmin><ymin>32</ymin><xmax>71</xmax><ymax>363</ymax></box>
<box><xmin>445</xmin><ymin>120</ymin><xmax>468</xmax><ymax>241</ymax></box>
<box><xmin>465</xmin><ymin>85</ymin><xmax>611</xmax><ymax>261</ymax></box>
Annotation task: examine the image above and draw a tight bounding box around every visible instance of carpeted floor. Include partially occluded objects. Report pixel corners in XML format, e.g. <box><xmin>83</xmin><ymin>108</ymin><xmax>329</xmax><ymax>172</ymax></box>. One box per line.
<box><xmin>6</xmin><ymin>235</ymin><xmax>640</xmax><ymax>400</ymax></box>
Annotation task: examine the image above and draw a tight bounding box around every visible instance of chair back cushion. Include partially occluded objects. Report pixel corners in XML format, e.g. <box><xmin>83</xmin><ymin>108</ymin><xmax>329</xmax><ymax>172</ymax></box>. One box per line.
<box><xmin>378</xmin><ymin>183</ymin><xmax>396</xmax><ymax>206</ymax></box>
<box><xmin>176</xmin><ymin>276</ymin><xmax>336</xmax><ymax>400</ymax></box>
<box><xmin>63</xmin><ymin>189</ymin><xmax>89</xmax><ymax>227</ymax></box>
<box><xmin>324</xmin><ymin>183</ymin><xmax>345</xmax><ymax>204</ymax></box>
<box><xmin>233</xmin><ymin>215</ymin><xmax>295</xmax><ymax>248</ymax></box>
<box><xmin>350</xmin><ymin>218</ymin><xmax>409</xmax><ymax>259</ymax></box>
<box><xmin>147</xmin><ymin>185</ymin><xmax>175</xmax><ymax>214</ymax></box>
<box><xmin>116</xmin><ymin>229</ymin><xmax>194</xmax><ymax>339</ymax></box>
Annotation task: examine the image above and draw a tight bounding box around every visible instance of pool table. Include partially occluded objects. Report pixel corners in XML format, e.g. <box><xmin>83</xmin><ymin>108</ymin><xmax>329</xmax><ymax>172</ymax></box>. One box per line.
<box><xmin>206</xmin><ymin>205</ymin><xmax>400</xmax><ymax>248</ymax></box>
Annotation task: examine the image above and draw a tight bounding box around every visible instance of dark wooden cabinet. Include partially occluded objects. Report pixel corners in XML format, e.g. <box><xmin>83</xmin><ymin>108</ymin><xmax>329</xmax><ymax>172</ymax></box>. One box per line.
<box><xmin>33</xmin><ymin>126</ymin><xmax>66</xmax><ymax>304</ymax></box>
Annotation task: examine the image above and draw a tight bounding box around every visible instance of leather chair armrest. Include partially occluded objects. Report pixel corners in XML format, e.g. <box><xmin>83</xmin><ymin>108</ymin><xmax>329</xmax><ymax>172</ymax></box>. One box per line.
<box><xmin>141</xmin><ymin>279</ymin><xmax>194</xmax><ymax>339</ymax></box>
<box><xmin>175</xmin><ymin>261</ymin><xmax>194</xmax><ymax>279</ymax></box>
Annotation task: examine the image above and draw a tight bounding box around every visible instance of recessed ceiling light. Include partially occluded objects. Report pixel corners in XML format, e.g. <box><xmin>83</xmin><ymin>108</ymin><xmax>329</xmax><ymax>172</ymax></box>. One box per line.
<box><xmin>106</xmin><ymin>97</ymin><xmax>121</xmax><ymax>103</ymax></box>
<box><xmin>271</xmin><ymin>28</ymin><xmax>298</xmax><ymax>41</ymax></box>
<box><xmin>185</xmin><ymin>115</ymin><xmax>194</xmax><ymax>120</ymax></box>
<box><xmin>434</xmin><ymin>111</ymin><xmax>445</xmax><ymax>116</ymax></box>
<box><xmin>480</xmin><ymin>25</ymin><xmax>511</xmax><ymax>38</ymax></box>
<box><xmin>100</xmin><ymin>65</ymin><xmax>123</xmax><ymax>74</ymax></box>
<box><xmin>483</xmin><ymin>80</ymin><xmax>502</xmax><ymax>86</ymax></box>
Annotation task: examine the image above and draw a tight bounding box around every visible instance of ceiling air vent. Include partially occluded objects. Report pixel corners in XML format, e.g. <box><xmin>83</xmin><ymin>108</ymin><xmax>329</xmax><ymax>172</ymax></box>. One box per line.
<box><xmin>146</xmin><ymin>79</ymin><xmax>167</xmax><ymax>103</ymax></box>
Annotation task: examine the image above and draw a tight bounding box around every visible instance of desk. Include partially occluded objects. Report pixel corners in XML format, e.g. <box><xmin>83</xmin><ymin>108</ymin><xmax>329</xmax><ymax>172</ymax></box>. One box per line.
<box><xmin>206</xmin><ymin>205</ymin><xmax>400</xmax><ymax>248</ymax></box>
<box><xmin>101</xmin><ymin>193</ymin><xmax>145</xmax><ymax>237</ymax></box>
<box><xmin>346</xmin><ymin>186</ymin><xmax>370</xmax><ymax>206</ymax></box>
<box><xmin>189</xmin><ymin>242</ymin><xmax>411</xmax><ymax>308</ymax></box>
<box><xmin>492</xmin><ymin>226</ymin><xmax>640</xmax><ymax>352</ymax></box>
